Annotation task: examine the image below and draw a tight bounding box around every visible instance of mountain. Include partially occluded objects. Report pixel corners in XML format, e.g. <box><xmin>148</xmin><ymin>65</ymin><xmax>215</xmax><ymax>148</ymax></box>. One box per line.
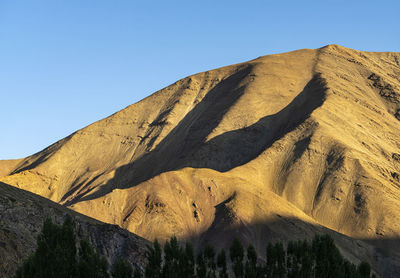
<box><xmin>1</xmin><ymin>45</ymin><xmax>400</xmax><ymax>276</ymax></box>
<box><xmin>0</xmin><ymin>182</ymin><xmax>148</xmax><ymax>278</ymax></box>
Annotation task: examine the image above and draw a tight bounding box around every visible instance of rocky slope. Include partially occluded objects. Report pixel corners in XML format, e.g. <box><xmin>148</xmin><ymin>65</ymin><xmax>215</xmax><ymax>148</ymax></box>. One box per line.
<box><xmin>0</xmin><ymin>182</ymin><xmax>148</xmax><ymax>278</ymax></box>
<box><xmin>1</xmin><ymin>45</ymin><xmax>400</xmax><ymax>276</ymax></box>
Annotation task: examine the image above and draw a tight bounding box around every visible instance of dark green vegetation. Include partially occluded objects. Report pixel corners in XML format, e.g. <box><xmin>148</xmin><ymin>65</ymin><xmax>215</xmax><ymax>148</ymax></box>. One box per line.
<box><xmin>14</xmin><ymin>217</ymin><xmax>135</xmax><ymax>278</ymax></box>
<box><xmin>15</xmin><ymin>218</ymin><xmax>376</xmax><ymax>278</ymax></box>
<box><xmin>145</xmin><ymin>235</ymin><xmax>376</xmax><ymax>278</ymax></box>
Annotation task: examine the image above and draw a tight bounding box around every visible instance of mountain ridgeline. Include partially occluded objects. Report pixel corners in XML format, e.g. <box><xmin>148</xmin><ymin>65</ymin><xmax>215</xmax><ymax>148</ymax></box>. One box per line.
<box><xmin>1</xmin><ymin>45</ymin><xmax>400</xmax><ymax>277</ymax></box>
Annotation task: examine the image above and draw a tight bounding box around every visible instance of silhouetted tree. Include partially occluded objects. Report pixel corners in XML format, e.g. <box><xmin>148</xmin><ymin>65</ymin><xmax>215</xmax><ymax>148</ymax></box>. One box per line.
<box><xmin>162</xmin><ymin>236</ymin><xmax>182</xmax><ymax>278</ymax></box>
<box><xmin>244</xmin><ymin>244</ymin><xmax>257</xmax><ymax>278</ymax></box>
<box><xmin>217</xmin><ymin>249</ymin><xmax>228</xmax><ymax>278</ymax></box>
<box><xmin>274</xmin><ymin>242</ymin><xmax>286</xmax><ymax>278</ymax></box>
<box><xmin>312</xmin><ymin>234</ymin><xmax>344</xmax><ymax>278</ymax></box>
<box><xmin>230</xmin><ymin>238</ymin><xmax>244</xmax><ymax>278</ymax></box>
<box><xmin>61</xmin><ymin>216</ymin><xmax>78</xmax><ymax>277</ymax></box>
<box><xmin>14</xmin><ymin>216</ymin><xmax>77</xmax><ymax>278</ymax></box>
<box><xmin>357</xmin><ymin>261</ymin><xmax>371</xmax><ymax>278</ymax></box>
<box><xmin>266</xmin><ymin>242</ymin><xmax>275</xmax><ymax>277</ymax></box>
<box><xmin>145</xmin><ymin>239</ymin><xmax>162</xmax><ymax>278</ymax></box>
<box><xmin>112</xmin><ymin>258</ymin><xmax>133</xmax><ymax>278</ymax></box>
<box><xmin>203</xmin><ymin>244</ymin><xmax>217</xmax><ymax>278</ymax></box>
<box><xmin>182</xmin><ymin>242</ymin><xmax>195</xmax><ymax>278</ymax></box>
<box><xmin>196</xmin><ymin>250</ymin><xmax>207</xmax><ymax>278</ymax></box>
<box><xmin>299</xmin><ymin>240</ymin><xmax>313</xmax><ymax>278</ymax></box>
<box><xmin>77</xmin><ymin>239</ymin><xmax>109</xmax><ymax>278</ymax></box>
<box><xmin>343</xmin><ymin>260</ymin><xmax>357</xmax><ymax>278</ymax></box>
<box><xmin>287</xmin><ymin>239</ymin><xmax>313</xmax><ymax>278</ymax></box>
<box><xmin>286</xmin><ymin>241</ymin><xmax>299</xmax><ymax>278</ymax></box>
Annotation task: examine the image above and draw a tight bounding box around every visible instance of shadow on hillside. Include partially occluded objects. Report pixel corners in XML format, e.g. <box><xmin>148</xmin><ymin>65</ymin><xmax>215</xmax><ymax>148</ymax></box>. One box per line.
<box><xmin>71</xmin><ymin>71</ymin><xmax>328</xmax><ymax>204</ymax></box>
<box><xmin>182</xmin><ymin>210</ymin><xmax>400</xmax><ymax>278</ymax></box>
<box><xmin>63</xmin><ymin>66</ymin><xmax>326</xmax><ymax>205</ymax></box>
<box><xmin>2</xmin><ymin>181</ymin><xmax>399</xmax><ymax>278</ymax></box>
<box><xmin>0</xmin><ymin>181</ymin><xmax>149</xmax><ymax>278</ymax></box>
<box><xmin>10</xmin><ymin>136</ymin><xmax>72</xmax><ymax>175</ymax></box>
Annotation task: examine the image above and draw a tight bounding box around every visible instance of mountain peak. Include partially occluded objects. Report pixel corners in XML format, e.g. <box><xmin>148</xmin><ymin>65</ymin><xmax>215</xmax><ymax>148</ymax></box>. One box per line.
<box><xmin>2</xmin><ymin>46</ymin><xmax>400</xmax><ymax>277</ymax></box>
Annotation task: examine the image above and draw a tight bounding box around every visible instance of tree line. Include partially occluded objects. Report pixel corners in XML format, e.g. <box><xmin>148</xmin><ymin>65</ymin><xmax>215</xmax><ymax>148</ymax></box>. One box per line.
<box><xmin>14</xmin><ymin>217</ymin><xmax>376</xmax><ymax>278</ymax></box>
<box><xmin>144</xmin><ymin>235</ymin><xmax>375</xmax><ymax>278</ymax></box>
<box><xmin>13</xmin><ymin>216</ymin><xmax>140</xmax><ymax>278</ymax></box>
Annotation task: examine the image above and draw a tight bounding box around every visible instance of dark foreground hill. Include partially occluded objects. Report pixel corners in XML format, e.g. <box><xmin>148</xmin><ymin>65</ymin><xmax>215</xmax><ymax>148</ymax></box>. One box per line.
<box><xmin>0</xmin><ymin>182</ymin><xmax>148</xmax><ymax>278</ymax></box>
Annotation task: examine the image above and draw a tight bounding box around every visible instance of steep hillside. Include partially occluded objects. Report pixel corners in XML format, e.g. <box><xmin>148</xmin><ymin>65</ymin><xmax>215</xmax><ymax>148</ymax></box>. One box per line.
<box><xmin>2</xmin><ymin>45</ymin><xmax>400</xmax><ymax>276</ymax></box>
<box><xmin>0</xmin><ymin>182</ymin><xmax>148</xmax><ymax>278</ymax></box>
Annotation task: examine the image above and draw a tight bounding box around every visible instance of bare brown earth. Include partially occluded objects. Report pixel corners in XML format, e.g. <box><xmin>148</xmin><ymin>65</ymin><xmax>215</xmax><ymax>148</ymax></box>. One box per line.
<box><xmin>1</xmin><ymin>45</ymin><xmax>400</xmax><ymax>276</ymax></box>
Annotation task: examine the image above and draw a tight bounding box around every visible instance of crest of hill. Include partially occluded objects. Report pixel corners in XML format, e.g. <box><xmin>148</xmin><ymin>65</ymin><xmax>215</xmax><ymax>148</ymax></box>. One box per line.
<box><xmin>1</xmin><ymin>45</ymin><xmax>400</xmax><ymax>277</ymax></box>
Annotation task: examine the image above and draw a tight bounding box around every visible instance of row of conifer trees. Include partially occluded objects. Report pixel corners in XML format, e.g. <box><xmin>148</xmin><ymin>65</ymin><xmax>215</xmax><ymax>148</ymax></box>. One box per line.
<box><xmin>144</xmin><ymin>235</ymin><xmax>375</xmax><ymax>278</ymax></box>
<box><xmin>14</xmin><ymin>217</ymin><xmax>376</xmax><ymax>278</ymax></box>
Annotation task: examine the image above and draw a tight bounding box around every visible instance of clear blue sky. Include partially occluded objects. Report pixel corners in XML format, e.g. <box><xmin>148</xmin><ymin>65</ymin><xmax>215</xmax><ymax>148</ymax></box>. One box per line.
<box><xmin>0</xmin><ymin>0</ymin><xmax>399</xmax><ymax>159</ymax></box>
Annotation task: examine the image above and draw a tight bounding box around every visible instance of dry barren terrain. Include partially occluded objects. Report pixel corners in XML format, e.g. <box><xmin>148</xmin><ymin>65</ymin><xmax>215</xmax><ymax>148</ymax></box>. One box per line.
<box><xmin>2</xmin><ymin>45</ymin><xmax>400</xmax><ymax>276</ymax></box>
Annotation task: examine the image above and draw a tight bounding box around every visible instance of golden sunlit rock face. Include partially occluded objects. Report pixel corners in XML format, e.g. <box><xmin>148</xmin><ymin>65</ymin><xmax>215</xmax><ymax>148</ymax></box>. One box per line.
<box><xmin>1</xmin><ymin>45</ymin><xmax>400</xmax><ymax>275</ymax></box>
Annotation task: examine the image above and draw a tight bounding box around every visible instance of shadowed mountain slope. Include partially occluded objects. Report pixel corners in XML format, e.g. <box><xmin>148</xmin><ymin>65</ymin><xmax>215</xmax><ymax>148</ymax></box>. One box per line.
<box><xmin>1</xmin><ymin>45</ymin><xmax>400</xmax><ymax>276</ymax></box>
<box><xmin>0</xmin><ymin>182</ymin><xmax>149</xmax><ymax>278</ymax></box>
